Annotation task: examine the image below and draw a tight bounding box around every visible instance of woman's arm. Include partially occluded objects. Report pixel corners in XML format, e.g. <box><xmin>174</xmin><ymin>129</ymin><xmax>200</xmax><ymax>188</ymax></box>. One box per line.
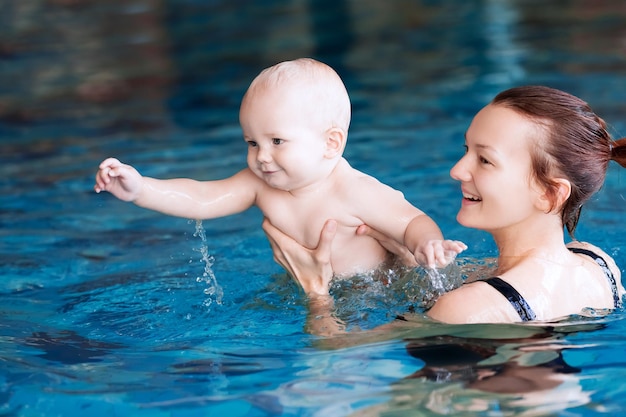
<box><xmin>356</xmin><ymin>224</ymin><xmax>418</xmax><ymax>267</ymax></box>
<box><xmin>263</xmin><ymin>218</ymin><xmax>347</xmax><ymax>336</ymax></box>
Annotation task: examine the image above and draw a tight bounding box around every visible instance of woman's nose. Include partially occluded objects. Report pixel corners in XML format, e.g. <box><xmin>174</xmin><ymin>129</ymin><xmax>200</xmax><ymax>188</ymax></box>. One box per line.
<box><xmin>450</xmin><ymin>156</ymin><xmax>469</xmax><ymax>181</ymax></box>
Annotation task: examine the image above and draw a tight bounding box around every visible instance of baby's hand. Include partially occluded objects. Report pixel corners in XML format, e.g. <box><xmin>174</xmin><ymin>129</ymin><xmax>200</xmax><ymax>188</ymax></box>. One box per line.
<box><xmin>415</xmin><ymin>239</ymin><xmax>467</xmax><ymax>269</ymax></box>
<box><xmin>94</xmin><ymin>157</ymin><xmax>143</xmax><ymax>202</ymax></box>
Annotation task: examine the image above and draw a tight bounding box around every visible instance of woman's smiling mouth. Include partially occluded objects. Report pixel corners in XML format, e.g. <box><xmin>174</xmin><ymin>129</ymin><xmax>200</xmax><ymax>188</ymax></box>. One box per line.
<box><xmin>462</xmin><ymin>191</ymin><xmax>482</xmax><ymax>202</ymax></box>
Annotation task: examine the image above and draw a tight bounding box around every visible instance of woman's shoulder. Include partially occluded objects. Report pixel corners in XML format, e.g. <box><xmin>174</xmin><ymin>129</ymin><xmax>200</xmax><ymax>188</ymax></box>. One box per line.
<box><xmin>566</xmin><ymin>241</ymin><xmax>622</xmax><ymax>285</ymax></box>
<box><xmin>567</xmin><ymin>241</ymin><xmax>625</xmax><ymax>305</ymax></box>
<box><xmin>566</xmin><ymin>240</ymin><xmax>610</xmax><ymax>256</ymax></box>
<box><xmin>427</xmin><ymin>280</ymin><xmax>522</xmax><ymax>324</ymax></box>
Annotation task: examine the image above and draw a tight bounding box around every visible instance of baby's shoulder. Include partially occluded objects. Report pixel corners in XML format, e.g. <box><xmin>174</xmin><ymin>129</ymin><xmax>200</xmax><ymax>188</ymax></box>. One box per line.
<box><xmin>338</xmin><ymin>166</ymin><xmax>400</xmax><ymax>197</ymax></box>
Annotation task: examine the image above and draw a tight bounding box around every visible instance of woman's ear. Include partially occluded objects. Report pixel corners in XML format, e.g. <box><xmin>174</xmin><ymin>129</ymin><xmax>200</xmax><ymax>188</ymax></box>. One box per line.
<box><xmin>324</xmin><ymin>127</ymin><xmax>346</xmax><ymax>159</ymax></box>
<box><xmin>536</xmin><ymin>178</ymin><xmax>571</xmax><ymax>213</ymax></box>
<box><xmin>553</xmin><ymin>178</ymin><xmax>572</xmax><ymax>212</ymax></box>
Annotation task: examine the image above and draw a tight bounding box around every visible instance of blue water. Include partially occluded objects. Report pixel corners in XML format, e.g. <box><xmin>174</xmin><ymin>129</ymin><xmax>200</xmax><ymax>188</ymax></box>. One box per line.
<box><xmin>2</xmin><ymin>1</ymin><xmax>626</xmax><ymax>415</ymax></box>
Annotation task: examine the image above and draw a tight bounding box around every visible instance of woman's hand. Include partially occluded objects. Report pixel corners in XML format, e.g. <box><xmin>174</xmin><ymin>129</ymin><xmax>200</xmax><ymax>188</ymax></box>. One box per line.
<box><xmin>262</xmin><ymin>218</ymin><xmax>337</xmax><ymax>296</ymax></box>
<box><xmin>357</xmin><ymin>224</ymin><xmax>466</xmax><ymax>268</ymax></box>
<box><xmin>356</xmin><ymin>224</ymin><xmax>419</xmax><ymax>267</ymax></box>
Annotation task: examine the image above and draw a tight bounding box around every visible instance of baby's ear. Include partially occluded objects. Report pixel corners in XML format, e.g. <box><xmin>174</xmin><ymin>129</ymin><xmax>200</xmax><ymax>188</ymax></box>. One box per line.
<box><xmin>324</xmin><ymin>127</ymin><xmax>346</xmax><ymax>158</ymax></box>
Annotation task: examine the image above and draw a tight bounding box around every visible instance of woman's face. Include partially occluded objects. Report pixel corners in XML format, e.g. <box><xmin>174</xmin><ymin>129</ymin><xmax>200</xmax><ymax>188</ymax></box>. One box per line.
<box><xmin>449</xmin><ymin>104</ymin><xmax>546</xmax><ymax>233</ymax></box>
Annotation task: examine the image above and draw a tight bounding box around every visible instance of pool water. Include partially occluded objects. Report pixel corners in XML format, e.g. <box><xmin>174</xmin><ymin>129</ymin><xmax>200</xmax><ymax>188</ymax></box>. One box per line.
<box><xmin>2</xmin><ymin>0</ymin><xmax>626</xmax><ymax>415</ymax></box>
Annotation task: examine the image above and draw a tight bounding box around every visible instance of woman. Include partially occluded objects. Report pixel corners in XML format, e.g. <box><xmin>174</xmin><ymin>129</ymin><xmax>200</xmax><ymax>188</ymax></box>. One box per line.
<box><xmin>263</xmin><ymin>85</ymin><xmax>626</xmax><ymax>326</ymax></box>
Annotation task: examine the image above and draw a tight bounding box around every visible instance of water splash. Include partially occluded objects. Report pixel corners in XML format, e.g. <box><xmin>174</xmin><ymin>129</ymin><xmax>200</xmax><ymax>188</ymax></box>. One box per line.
<box><xmin>420</xmin><ymin>260</ymin><xmax>464</xmax><ymax>306</ymax></box>
<box><xmin>192</xmin><ymin>220</ymin><xmax>223</xmax><ymax>307</ymax></box>
<box><xmin>328</xmin><ymin>255</ymin><xmax>468</xmax><ymax>330</ymax></box>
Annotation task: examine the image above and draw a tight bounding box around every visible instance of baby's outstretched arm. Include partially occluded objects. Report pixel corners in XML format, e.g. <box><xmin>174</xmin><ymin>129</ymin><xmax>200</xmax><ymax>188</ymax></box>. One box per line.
<box><xmin>94</xmin><ymin>157</ymin><xmax>143</xmax><ymax>201</ymax></box>
<box><xmin>95</xmin><ymin>158</ymin><xmax>258</xmax><ymax>220</ymax></box>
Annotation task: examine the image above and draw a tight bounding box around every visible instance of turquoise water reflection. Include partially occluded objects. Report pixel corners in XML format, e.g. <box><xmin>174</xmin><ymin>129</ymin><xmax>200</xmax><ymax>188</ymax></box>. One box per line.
<box><xmin>2</xmin><ymin>0</ymin><xmax>626</xmax><ymax>415</ymax></box>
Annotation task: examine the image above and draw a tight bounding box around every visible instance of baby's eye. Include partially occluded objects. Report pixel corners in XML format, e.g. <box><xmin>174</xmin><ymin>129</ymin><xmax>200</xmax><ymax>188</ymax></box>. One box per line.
<box><xmin>462</xmin><ymin>145</ymin><xmax>468</xmax><ymax>154</ymax></box>
<box><xmin>247</xmin><ymin>140</ymin><xmax>258</xmax><ymax>147</ymax></box>
<box><xmin>272</xmin><ymin>138</ymin><xmax>284</xmax><ymax>145</ymax></box>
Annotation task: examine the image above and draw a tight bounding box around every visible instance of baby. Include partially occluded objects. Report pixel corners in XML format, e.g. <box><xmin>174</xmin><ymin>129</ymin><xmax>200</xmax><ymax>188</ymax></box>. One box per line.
<box><xmin>95</xmin><ymin>58</ymin><xmax>465</xmax><ymax>277</ymax></box>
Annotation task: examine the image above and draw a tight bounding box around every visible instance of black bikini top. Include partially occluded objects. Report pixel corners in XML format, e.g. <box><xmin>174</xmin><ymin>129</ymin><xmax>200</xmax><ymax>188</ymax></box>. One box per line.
<box><xmin>483</xmin><ymin>247</ymin><xmax>622</xmax><ymax>322</ymax></box>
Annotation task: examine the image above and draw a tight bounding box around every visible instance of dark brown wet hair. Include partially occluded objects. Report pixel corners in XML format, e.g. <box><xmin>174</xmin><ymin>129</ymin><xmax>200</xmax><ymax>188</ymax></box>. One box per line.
<box><xmin>492</xmin><ymin>85</ymin><xmax>626</xmax><ymax>237</ymax></box>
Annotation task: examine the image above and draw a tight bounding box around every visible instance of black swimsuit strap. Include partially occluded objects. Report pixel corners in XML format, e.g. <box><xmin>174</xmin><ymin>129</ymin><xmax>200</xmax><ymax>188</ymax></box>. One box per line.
<box><xmin>568</xmin><ymin>247</ymin><xmax>622</xmax><ymax>309</ymax></box>
<box><xmin>483</xmin><ymin>248</ymin><xmax>622</xmax><ymax>322</ymax></box>
<box><xmin>483</xmin><ymin>277</ymin><xmax>537</xmax><ymax>321</ymax></box>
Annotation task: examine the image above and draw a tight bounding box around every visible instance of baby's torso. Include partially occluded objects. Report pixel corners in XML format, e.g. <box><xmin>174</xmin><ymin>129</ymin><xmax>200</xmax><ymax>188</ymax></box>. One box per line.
<box><xmin>256</xmin><ymin>181</ymin><xmax>390</xmax><ymax>277</ymax></box>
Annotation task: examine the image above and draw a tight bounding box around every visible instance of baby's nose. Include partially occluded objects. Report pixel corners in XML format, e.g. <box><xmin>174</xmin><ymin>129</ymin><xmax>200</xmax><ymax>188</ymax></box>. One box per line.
<box><xmin>256</xmin><ymin>146</ymin><xmax>272</xmax><ymax>163</ymax></box>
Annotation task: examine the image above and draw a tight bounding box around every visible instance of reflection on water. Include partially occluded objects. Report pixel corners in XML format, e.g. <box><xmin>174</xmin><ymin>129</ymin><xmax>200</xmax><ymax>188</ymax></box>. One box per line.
<box><xmin>2</xmin><ymin>0</ymin><xmax>626</xmax><ymax>416</ymax></box>
<box><xmin>24</xmin><ymin>330</ymin><xmax>126</xmax><ymax>364</ymax></box>
<box><xmin>398</xmin><ymin>329</ymin><xmax>590</xmax><ymax>415</ymax></box>
<box><xmin>274</xmin><ymin>318</ymin><xmax>613</xmax><ymax>416</ymax></box>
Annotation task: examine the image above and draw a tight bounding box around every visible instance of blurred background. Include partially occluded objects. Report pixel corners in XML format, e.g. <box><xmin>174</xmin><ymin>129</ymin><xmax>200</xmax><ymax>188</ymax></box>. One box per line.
<box><xmin>3</xmin><ymin>0</ymin><xmax>624</xmax><ymax>146</ymax></box>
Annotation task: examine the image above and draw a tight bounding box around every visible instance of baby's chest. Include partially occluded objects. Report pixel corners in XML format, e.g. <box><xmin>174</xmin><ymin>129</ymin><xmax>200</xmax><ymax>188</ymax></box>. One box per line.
<box><xmin>260</xmin><ymin>195</ymin><xmax>361</xmax><ymax>246</ymax></box>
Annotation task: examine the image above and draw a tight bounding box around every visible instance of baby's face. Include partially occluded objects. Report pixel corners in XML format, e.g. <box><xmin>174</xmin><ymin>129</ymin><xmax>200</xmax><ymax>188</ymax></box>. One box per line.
<box><xmin>239</xmin><ymin>86</ymin><xmax>332</xmax><ymax>192</ymax></box>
